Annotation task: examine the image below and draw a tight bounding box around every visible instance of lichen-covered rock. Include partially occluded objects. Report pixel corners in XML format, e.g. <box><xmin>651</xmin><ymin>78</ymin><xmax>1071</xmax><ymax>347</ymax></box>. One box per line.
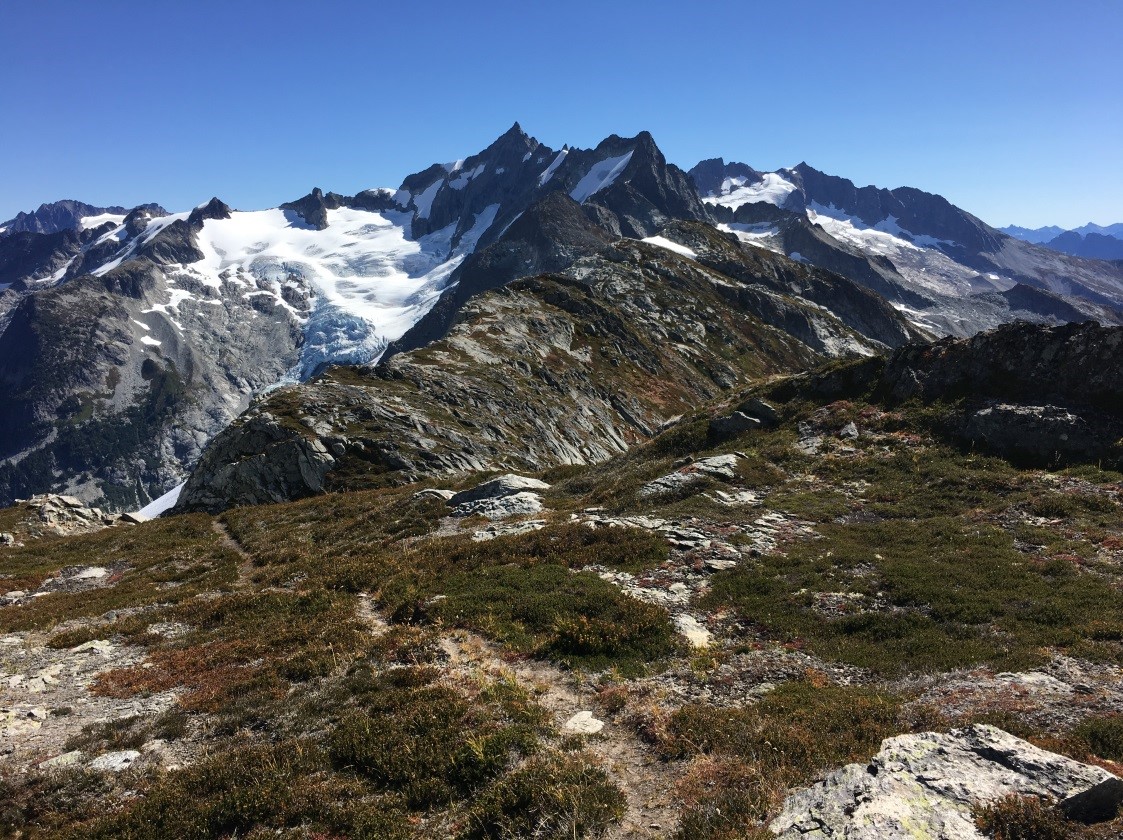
<box><xmin>447</xmin><ymin>474</ymin><xmax>551</xmax><ymax>507</ymax></box>
<box><xmin>770</xmin><ymin>724</ymin><xmax>1123</xmax><ymax>839</ymax></box>
<box><xmin>452</xmin><ymin>491</ymin><xmax>545</xmax><ymax>521</ymax></box>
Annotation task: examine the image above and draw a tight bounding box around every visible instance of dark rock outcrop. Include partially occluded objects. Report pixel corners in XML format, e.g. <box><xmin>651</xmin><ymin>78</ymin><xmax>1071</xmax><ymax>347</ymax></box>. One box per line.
<box><xmin>175</xmin><ymin>414</ymin><xmax>336</xmax><ymax>511</ymax></box>
<box><xmin>769</xmin><ymin>321</ymin><xmax>1123</xmax><ymax>468</ymax></box>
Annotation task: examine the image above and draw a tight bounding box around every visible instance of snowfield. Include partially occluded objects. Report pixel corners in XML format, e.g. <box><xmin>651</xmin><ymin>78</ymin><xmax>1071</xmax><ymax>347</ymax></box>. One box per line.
<box><xmin>702</xmin><ymin>171</ymin><xmax>798</xmax><ymax>210</ymax></box>
<box><xmin>90</xmin><ymin>202</ymin><xmax>502</xmax><ymax>377</ymax></box>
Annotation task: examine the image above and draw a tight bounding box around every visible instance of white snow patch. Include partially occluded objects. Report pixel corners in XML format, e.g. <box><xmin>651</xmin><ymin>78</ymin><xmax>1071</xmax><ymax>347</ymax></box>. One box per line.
<box><xmin>132</xmin><ymin>319</ymin><xmax>151</xmax><ymax>331</ymax></box>
<box><xmin>459</xmin><ymin>204</ymin><xmax>500</xmax><ymax>251</ymax></box>
<box><xmin>137</xmin><ymin>482</ymin><xmax>185</xmax><ymax>518</ymax></box>
<box><xmin>570</xmin><ymin>151</ymin><xmax>633</xmax><ymax>204</ymax></box>
<box><xmin>142</xmin><ymin>288</ymin><xmax>197</xmax><ymax>326</ymax></box>
<box><xmin>703</xmin><ymin>171</ymin><xmax>798</xmax><ymax>210</ymax></box>
<box><xmin>140</xmin><ymin>336</ymin><xmax>162</xmax><ymax>346</ymax></box>
<box><xmin>538</xmin><ymin>149</ymin><xmax>569</xmax><ymax>186</ymax></box>
<box><xmin>46</xmin><ymin>256</ymin><xmax>77</xmax><ymax>284</ymax></box>
<box><xmin>78</xmin><ymin>213</ymin><xmax>126</xmax><ymax>231</ymax></box>
<box><xmin>641</xmin><ymin>236</ymin><xmax>697</xmax><ymax>259</ymax></box>
<box><xmin>412</xmin><ymin>179</ymin><xmax>444</xmax><ymax>219</ymax></box>
<box><xmin>807</xmin><ymin>203</ymin><xmax>954</xmax><ymax>251</ymax></box>
<box><xmin>449</xmin><ymin>164</ymin><xmax>485</xmax><ymax>190</ymax></box>
<box><xmin>719</xmin><ymin>222</ymin><xmax>783</xmax><ymax>254</ymax></box>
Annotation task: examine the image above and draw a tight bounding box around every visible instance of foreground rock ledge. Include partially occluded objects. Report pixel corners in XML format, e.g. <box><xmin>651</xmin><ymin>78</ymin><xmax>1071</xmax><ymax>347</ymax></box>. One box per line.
<box><xmin>770</xmin><ymin>724</ymin><xmax>1123</xmax><ymax>839</ymax></box>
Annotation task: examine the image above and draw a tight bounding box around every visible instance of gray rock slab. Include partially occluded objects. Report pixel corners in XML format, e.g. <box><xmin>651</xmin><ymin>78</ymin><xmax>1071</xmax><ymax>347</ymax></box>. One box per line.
<box><xmin>770</xmin><ymin>724</ymin><xmax>1123</xmax><ymax>839</ymax></box>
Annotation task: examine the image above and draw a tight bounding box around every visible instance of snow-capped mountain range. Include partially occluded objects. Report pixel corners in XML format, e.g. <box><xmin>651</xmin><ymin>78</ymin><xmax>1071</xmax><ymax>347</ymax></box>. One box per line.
<box><xmin>691</xmin><ymin>159</ymin><xmax>1123</xmax><ymax>334</ymax></box>
<box><xmin>2</xmin><ymin>124</ymin><xmax>1122</xmax><ymax>510</ymax></box>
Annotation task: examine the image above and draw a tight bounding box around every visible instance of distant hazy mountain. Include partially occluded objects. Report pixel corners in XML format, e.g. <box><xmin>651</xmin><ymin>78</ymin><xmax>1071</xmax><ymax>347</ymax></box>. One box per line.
<box><xmin>1002</xmin><ymin>222</ymin><xmax>1123</xmax><ymax>260</ymax></box>
<box><xmin>1000</xmin><ymin>224</ymin><xmax>1065</xmax><ymax>244</ymax></box>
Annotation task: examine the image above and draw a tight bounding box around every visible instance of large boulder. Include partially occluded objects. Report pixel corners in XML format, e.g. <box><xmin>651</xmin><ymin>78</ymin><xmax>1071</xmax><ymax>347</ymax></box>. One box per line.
<box><xmin>447</xmin><ymin>474</ymin><xmax>551</xmax><ymax>507</ymax></box>
<box><xmin>770</xmin><ymin>724</ymin><xmax>1123</xmax><ymax>839</ymax></box>
<box><xmin>175</xmin><ymin>414</ymin><xmax>336</xmax><ymax>512</ymax></box>
<box><xmin>963</xmin><ymin>403</ymin><xmax>1104</xmax><ymax>464</ymax></box>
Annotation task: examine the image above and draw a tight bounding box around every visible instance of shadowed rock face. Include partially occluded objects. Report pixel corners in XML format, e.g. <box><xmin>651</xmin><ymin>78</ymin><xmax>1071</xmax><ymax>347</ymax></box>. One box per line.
<box><xmin>771</xmin><ymin>320</ymin><xmax>1123</xmax><ymax>468</ymax></box>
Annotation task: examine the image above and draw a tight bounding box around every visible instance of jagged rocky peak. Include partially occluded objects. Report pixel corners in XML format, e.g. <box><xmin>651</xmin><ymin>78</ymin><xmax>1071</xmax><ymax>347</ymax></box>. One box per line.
<box><xmin>687</xmin><ymin>157</ymin><xmax>763</xmax><ymax>198</ymax></box>
<box><xmin>395</xmin><ymin>122</ymin><xmax>548</xmax><ymax>243</ymax></box>
<box><xmin>123</xmin><ymin>203</ymin><xmax>168</xmax><ymax>238</ymax></box>
<box><xmin>188</xmin><ymin>197</ymin><xmax>233</xmax><ymax>226</ymax></box>
<box><xmin>1</xmin><ymin>200</ymin><xmax>167</xmax><ymax>236</ymax></box>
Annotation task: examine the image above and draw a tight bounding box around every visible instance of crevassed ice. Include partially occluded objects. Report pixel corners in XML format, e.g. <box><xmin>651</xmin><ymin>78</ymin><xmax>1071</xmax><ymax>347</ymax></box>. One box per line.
<box><xmin>189</xmin><ymin>205</ymin><xmax>500</xmax><ymax>377</ymax></box>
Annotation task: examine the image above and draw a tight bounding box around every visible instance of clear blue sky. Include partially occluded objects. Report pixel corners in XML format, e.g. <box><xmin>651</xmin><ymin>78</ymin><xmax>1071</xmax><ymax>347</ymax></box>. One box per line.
<box><xmin>2</xmin><ymin>1</ymin><xmax>1120</xmax><ymax>228</ymax></box>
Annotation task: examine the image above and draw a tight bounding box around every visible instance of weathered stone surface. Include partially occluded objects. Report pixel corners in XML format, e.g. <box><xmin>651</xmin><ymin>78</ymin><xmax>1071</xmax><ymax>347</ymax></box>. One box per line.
<box><xmin>674</xmin><ymin>614</ymin><xmax>712</xmax><ymax>648</ymax></box>
<box><xmin>472</xmin><ymin>519</ymin><xmax>547</xmax><ymax>542</ymax></box>
<box><xmin>452</xmin><ymin>491</ymin><xmax>545</xmax><ymax>521</ymax></box>
<box><xmin>447</xmin><ymin>474</ymin><xmax>551</xmax><ymax>507</ymax></box>
<box><xmin>639</xmin><ymin>471</ymin><xmax>705</xmax><ymax>498</ymax></box>
<box><xmin>562</xmin><ymin>711</ymin><xmax>605</xmax><ymax>735</ymax></box>
<box><xmin>965</xmin><ymin>403</ymin><xmax>1101</xmax><ymax>463</ymax></box>
<box><xmin>640</xmin><ymin>455</ymin><xmax>740</xmax><ymax>498</ymax></box>
<box><xmin>88</xmin><ymin>750</ymin><xmax>141</xmax><ymax>772</ymax></box>
<box><xmin>692</xmin><ymin>454</ymin><xmax>740</xmax><ymax>479</ymax></box>
<box><xmin>770</xmin><ymin>725</ymin><xmax>1123</xmax><ymax>839</ymax></box>
<box><xmin>412</xmin><ymin>488</ymin><xmax>456</xmax><ymax>501</ymax></box>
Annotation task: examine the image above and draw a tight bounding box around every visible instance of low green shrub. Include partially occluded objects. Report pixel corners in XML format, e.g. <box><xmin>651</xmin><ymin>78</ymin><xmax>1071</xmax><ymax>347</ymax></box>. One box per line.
<box><xmin>973</xmin><ymin>794</ymin><xmax>1068</xmax><ymax>840</ymax></box>
<box><xmin>460</xmin><ymin>751</ymin><xmax>625</xmax><ymax>840</ymax></box>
